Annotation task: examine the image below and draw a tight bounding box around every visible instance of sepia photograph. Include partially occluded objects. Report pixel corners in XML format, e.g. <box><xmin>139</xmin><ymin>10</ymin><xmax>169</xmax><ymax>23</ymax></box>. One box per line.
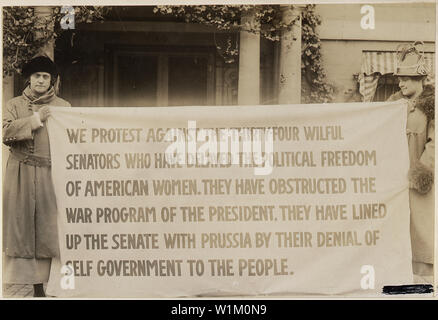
<box><xmin>1</xmin><ymin>0</ymin><xmax>436</xmax><ymax>302</ymax></box>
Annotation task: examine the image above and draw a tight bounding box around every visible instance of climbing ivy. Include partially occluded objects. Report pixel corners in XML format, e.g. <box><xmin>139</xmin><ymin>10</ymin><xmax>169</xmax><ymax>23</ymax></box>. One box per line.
<box><xmin>301</xmin><ymin>5</ymin><xmax>334</xmax><ymax>103</ymax></box>
<box><xmin>3</xmin><ymin>6</ymin><xmax>110</xmax><ymax>77</ymax></box>
<box><xmin>3</xmin><ymin>5</ymin><xmax>333</xmax><ymax>103</ymax></box>
<box><xmin>154</xmin><ymin>4</ymin><xmax>334</xmax><ymax>103</ymax></box>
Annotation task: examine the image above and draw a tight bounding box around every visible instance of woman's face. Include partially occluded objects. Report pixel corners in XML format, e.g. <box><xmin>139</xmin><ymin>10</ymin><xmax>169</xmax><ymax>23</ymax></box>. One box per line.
<box><xmin>30</xmin><ymin>72</ymin><xmax>51</xmax><ymax>95</ymax></box>
<box><xmin>397</xmin><ymin>76</ymin><xmax>423</xmax><ymax>98</ymax></box>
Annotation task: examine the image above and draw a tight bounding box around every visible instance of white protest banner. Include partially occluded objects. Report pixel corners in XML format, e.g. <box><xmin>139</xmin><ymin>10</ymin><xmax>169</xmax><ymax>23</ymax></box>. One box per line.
<box><xmin>46</xmin><ymin>101</ymin><xmax>412</xmax><ymax>297</ymax></box>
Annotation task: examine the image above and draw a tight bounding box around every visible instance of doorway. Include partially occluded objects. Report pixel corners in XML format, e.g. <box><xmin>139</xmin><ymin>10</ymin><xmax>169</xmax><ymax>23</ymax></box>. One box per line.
<box><xmin>107</xmin><ymin>46</ymin><xmax>215</xmax><ymax>107</ymax></box>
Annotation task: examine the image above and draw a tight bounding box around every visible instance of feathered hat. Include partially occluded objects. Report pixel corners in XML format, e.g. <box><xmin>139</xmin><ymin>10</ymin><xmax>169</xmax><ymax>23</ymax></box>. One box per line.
<box><xmin>394</xmin><ymin>41</ymin><xmax>429</xmax><ymax>77</ymax></box>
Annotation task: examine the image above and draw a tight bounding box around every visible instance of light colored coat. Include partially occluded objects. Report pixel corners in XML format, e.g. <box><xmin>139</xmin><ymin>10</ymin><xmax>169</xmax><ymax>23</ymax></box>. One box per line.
<box><xmin>3</xmin><ymin>92</ymin><xmax>70</xmax><ymax>258</ymax></box>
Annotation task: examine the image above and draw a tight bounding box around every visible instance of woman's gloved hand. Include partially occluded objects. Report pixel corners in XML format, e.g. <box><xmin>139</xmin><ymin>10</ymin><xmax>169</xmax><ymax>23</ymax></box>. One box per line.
<box><xmin>38</xmin><ymin>106</ymin><xmax>51</xmax><ymax>122</ymax></box>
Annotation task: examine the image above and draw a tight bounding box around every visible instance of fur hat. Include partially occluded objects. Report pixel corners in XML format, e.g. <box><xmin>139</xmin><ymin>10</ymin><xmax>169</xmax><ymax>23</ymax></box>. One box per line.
<box><xmin>394</xmin><ymin>42</ymin><xmax>429</xmax><ymax>77</ymax></box>
<box><xmin>22</xmin><ymin>55</ymin><xmax>59</xmax><ymax>81</ymax></box>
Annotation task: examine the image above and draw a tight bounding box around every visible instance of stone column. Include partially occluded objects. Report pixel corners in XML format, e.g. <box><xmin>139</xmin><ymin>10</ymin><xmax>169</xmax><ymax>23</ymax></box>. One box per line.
<box><xmin>237</xmin><ymin>8</ymin><xmax>260</xmax><ymax>105</ymax></box>
<box><xmin>278</xmin><ymin>5</ymin><xmax>304</xmax><ymax>104</ymax></box>
<box><xmin>34</xmin><ymin>6</ymin><xmax>57</xmax><ymax>92</ymax></box>
<box><xmin>2</xmin><ymin>76</ymin><xmax>15</xmax><ymax>104</ymax></box>
<box><xmin>2</xmin><ymin>75</ymin><xmax>15</xmax><ymax>181</ymax></box>
<box><xmin>34</xmin><ymin>6</ymin><xmax>55</xmax><ymax>59</ymax></box>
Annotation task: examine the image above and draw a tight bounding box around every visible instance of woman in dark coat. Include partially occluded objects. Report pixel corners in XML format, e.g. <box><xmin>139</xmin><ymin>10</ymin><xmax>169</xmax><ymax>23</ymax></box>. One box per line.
<box><xmin>2</xmin><ymin>55</ymin><xmax>71</xmax><ymax>297</ymax></box>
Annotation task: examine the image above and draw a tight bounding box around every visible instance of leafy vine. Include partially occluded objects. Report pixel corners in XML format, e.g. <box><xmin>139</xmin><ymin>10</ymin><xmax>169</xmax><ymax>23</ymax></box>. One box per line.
<box><xmin>3</xmin><ymin>6</ymin><xmax>110</xmax><ymax>77</ymax></box>
<box><xmin>3</xmin><ymin>5</ymin><xmax>333</xmax><ymax>102</ymax></box>
<box><xmin>154</xmin><ymin>4</ymin><xmax>333</xmax><ymax>103</ymax></box>
<box><xmin>300</xmin><ymin>5</ymin><xmax>333</xmax><ymax>103</ymax></box>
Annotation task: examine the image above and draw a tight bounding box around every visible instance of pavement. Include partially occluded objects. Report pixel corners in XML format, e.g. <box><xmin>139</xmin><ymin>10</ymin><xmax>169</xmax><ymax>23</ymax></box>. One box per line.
<box><xmin>2</xmin><ymin>284</ymin><xmax>37</xmax><ymax>298</ymax></box>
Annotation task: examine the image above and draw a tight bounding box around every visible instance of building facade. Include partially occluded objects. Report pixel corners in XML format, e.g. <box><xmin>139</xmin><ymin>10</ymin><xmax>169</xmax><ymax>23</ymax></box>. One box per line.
<box><xmin>3</xmin><ymin>4</ymin><xmax>436</xmax><ymax>108</ymax></box>
<box><xmin>316</xmin><ymin>3</ymin><xmax>435</xmax><ymax>102</ymax></box>
<box><xmin>3</xmin><ymin>4</ymin><xmax>435</xmax><ymax>171</ymax></box>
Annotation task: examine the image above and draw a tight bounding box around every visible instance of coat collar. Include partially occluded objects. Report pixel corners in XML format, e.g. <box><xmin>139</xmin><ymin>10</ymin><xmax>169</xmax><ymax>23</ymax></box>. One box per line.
<box><xmin>416</xmin><ymin>84</ymin><xmax>435</xmax><ymax>121</ymax></box>
<box><xmin>22</xmin><ymin>85</ymin><xmax>56</xmax><ymax>105</ymax></box>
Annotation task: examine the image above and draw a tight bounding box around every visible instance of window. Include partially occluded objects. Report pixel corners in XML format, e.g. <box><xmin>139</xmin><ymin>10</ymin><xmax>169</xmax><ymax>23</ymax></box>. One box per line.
<box><xmin>359</xmin><ymin>50</ymin><xmax>434</xmax><ymax>102</ymax></box>
<box><xmin>106</xmin><ymin>45</ymin><xmax>216</xmax><ymax>107</ymax></box>
<box><xmin>373</xmin><ymin>74</ymin><xmax>399</xmax><ymax>102</ymax></box>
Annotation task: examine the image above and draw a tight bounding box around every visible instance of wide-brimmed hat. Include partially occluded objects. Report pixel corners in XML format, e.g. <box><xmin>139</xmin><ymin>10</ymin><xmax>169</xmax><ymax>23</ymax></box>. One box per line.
<box><xmin>22</xmin><ymin>55</ymin><xmax>59</xmax><ymax>80</ymax></box>
<box><xmin>394</xmin><ymin>42</ymin><xmax>429</xmax><ymax>77</ymax></box>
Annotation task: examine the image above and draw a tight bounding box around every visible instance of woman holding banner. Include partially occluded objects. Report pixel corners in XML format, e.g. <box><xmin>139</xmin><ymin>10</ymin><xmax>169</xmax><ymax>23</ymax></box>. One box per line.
<box><xmin>2</xmin><ymin>55</ymin><xmax>71</xmax><ymax>297</ymax></box>
<box><xmin>387</xmin><ymin>42</ymin><xmax>434</xmax><ymax>284</ymax></box>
